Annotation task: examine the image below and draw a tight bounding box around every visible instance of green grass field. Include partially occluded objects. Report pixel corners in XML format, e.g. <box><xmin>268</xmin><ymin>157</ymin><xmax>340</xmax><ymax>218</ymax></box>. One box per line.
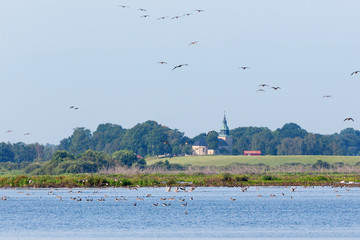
<box><xmin>146</xmin><ymin>155</ymin><xmax>360</xmax><ymax>167</ymax></box>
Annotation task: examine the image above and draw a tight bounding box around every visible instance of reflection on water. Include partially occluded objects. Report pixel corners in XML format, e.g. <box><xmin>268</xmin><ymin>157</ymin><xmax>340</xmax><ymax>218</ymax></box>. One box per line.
<box><xmin>1</xmin><ymin>186</ymin><xmax>360</xmax><ymax>239</ymax></box>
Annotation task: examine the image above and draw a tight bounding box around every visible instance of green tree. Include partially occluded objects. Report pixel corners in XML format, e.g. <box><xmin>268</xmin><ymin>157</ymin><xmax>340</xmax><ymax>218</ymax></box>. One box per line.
<box><xmin>112</xmin><ymin>150</ymin><xmax>141</xmax><ymax>167</ymax></box>
<box><xmin>92</xmin><ymin>123</ymin><xmax>125</xmax><ymax>153</ymax></box>
<box><xmin>69</xmin><ymin>127</ymin><xmax>93</xmax><ymax>154</ymax></box>
<box><xmin>0</xmin><ymin>143</ymin><xmax>15</xmax><ymax>162</ymax></box>
<box><xmin>206</xmin><ymin>131</ymin><xmax>219</xmax><ymax>149</ymax></box>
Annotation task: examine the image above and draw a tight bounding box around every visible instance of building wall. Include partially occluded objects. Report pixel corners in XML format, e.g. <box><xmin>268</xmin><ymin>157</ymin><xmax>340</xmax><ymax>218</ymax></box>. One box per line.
<box><xmin>192</xmin><ymin>146</ymin><xmax>208</xmax><ymax>155</ymax></box>
<box><xmin>218</xmin><ymin>136</ymin><xmax>233</xmax><ymax>154</ymax></box>
<box><xmin>192</xmin><ymin>146</ymin><xmax>216</xmax><ymax>155</ymax></box>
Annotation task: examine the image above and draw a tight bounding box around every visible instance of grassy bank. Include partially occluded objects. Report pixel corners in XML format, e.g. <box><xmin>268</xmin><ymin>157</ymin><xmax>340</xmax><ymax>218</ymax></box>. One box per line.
<box><xmin>0</xmin><ymin>173</ymin><xmax>359</xmax><ymax>188</ymax></box>
<box><xmin>146</xmin><ymin>155</ymin><xmax>360</xmax><ymax>167</ymax></box>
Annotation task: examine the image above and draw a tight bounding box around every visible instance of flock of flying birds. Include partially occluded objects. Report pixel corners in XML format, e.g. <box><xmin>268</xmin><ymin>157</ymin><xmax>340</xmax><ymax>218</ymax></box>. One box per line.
<box><xmin>2</xmin><ymin>4</ymin><xmax>360</xmax><ymax>141</ymax></box>
<box><xmin>116</xmin><ymin>4</ymin><xmax>360</xmax><ymax>124</ymax></box>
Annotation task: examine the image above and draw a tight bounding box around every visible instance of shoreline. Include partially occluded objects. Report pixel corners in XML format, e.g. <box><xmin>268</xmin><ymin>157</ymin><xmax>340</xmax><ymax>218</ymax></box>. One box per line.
<box><xmin>0</xmin><ymin>173</ymin><xmax>359</xmax><ymax>188</ymax></box>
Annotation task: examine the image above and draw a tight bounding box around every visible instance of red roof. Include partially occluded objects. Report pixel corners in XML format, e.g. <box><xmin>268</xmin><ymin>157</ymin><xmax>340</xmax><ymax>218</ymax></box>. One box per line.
<box><xmin>244</xmin><ymin>151</ymin><xmax>261</xmax><ymax>156</ymax></box>
<box><xmin>244</xmin><ymin>151</ymin><xmax>261</xmax><ymax>154</ymax></box>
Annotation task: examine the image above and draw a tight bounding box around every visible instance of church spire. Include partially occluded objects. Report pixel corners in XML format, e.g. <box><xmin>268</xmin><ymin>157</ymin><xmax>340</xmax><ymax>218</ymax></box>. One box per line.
<box><xmin>219</xmin><ymin>112</ymin><xmax>229</xmax><ymax>136</ymax></box>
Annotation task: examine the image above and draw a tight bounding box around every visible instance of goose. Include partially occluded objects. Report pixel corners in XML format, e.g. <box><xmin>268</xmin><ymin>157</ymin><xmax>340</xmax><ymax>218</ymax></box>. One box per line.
<box><xmin>172</xmin><ymin>64</ymin><xmax>188</xmax><ymax>70</ymax></box>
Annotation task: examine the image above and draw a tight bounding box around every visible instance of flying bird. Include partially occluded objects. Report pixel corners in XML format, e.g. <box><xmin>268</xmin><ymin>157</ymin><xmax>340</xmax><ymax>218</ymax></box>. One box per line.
<box><xmin>24</xmin><ymin>133</ymin><xmax>31</xmax><ymax>136</ymax></box>
<box><xmin>194</xmin><ymin>10</ymin><xmax>205</xmax><ymax>12</ymax></box>
<box><xmin>172</xmin><ymin>64</ymin><xmax>188</xmax><ymax>70</ymax></box>
<box><xmin>272</xmin><ymin>87</ymin><xmax>281</xmax><ymax>90</ymax></box>
<box><xmin>5</xmin><ymin>130</ymin><xmax>13</xmax><ymax>133</ymax></box>
<box><xmin>258</xmin><ymin>84</ymin><xmax>268</xmax><ymax>87</ymax></box>
<box><xmin>157</xmin><ymin>16</ymin><xmax>168</xmax><ymax>20</ymax></box>
<box><xmin>322</xmin><ymin>95</ymin><xmax>332</xmax><ymax>98</ymax></box>
<box><xmin>351</xmin><ymin>71</ymin><xmax>360</xmax><ymax>76</ymax></box>
<box><xmin>183</xmin><ymin>13</ymin><xmax>193</xmax><ymax>16</ymax></box>
<box><xmin>118</xmin><ymin>5</ymin><xmax>129</xmax><ymax>8</ymax></box>
<box><xmin>257</xmin><ymin>89</ymin><xmax>265</xmax><ymax>92</ymax></box>
<box><xmin>171</xmin><ymin>16</ymin><xmax>182</xmax><ymax>19</ymax></box>
<box><xmin>157</xmin><ymin>61</ymin><xmax>168</xmax><ymax>64</ymax></box>
<box><xmin>239</xmin><ymin>66</ymin><xmax>250</xmax><ymax>70</ymax></box>
<box><xmin>344</xmin><ymin>118</ymin><xmax>354</xmax><ymax>122</ymax></box>
<box><xmin>138</xmin><ymin>8</ymin><xmax>147</xmax><ymax>11</ymax></box>
<box><xmin>189</xmin><ymin>41</ymin><xmax>198</xmax><ymax>45</ymax></box>
<box><xmin>140</xmin><ymin>15</ymin><xmax>150</xmax><ymax>18</ymax></box>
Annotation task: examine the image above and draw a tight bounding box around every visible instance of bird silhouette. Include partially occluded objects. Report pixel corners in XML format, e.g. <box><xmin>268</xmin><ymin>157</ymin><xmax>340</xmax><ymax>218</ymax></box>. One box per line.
<box><xmin>351</xmin><ymin>71</ymin><xmax>359</xmax><ymax>76</ymax></box>
<box><xmin>189</xmin><ymin>41</ymin><xmax>198</xmax><ymax>45</ymax></box>
<box><xmin>258</xmin><ymin>84</ymin><xmax>268</xmax><ymax>87</ymax></box>
<box><xmin>118</xmin><ymin>5</ymin><xmax>129</xmax><ymax>8</ymax></box>
<box><xmin>171</xmin><ymin>16</ymin><xmax>182</xmax><ymax>19</ymax></box>
<box><xmin>140</xmin><ymin>15</ymin><xmax>150</xmax><ymax>18</ymax></box>
<box><xmin>239</xmin><ymin>66</ymin><xmax>250</xmax><ymax>70</ymax></box>
<box><xmin>157</xmin><ymin>16</ymin><xmax>168</xmax><ymax>20</ymax></box>
<box><xmin>183</xmin><ymin>13</ymin><xmax>193</xmax><ymax>16</ymax></box>
<box><xmin>5</xmin><ymin>130</ymin><xmax>13</xmax><ymax>133</ymax></box>
<box><xmin>322</xmin><ymin>95</ymin><xmax>332</xmax><ymax>98</ymax></box>
<box><xmin>24</xmin><ymin>133</ymin><xmax>31</xmax><ymax>136</ymax></box>
<box><xmin>344</xmin><ymin>118</ymin><xmax>354</xmax><ymax>122</ymax></box>
<box><xmin>157</xmin><ymin>61</ymin><xmax>168</xmax><ymax>64</ymax></box>
<box><xmin>194</xmin><ymin>10</ymin><xmax>205</xmax><ymax>12</ymax></box>
<box><xmin>272</xmin><ymin>87</ymin><xmax>281</xmax><ymax>90</ymax></box>
<box><xmin>138</xmin><ymin>8</ymin><xmax>147</xmax><ymax>11</ymax></box>
<box><xmin>172</xmin><ymin>64</ymin><xmax>188</xmax><ymax>70</ymax></box>
<box><xmin>257</xmin><ymin>89</ymin><xmax>265</xmax><ymax>92</ymax></box>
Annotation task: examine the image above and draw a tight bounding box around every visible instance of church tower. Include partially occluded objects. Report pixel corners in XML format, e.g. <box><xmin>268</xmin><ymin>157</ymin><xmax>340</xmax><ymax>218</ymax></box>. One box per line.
<box><xmin>217</xmin><ymin>113</ymin><xmax>233</xmax><ymax>154</ymax></box>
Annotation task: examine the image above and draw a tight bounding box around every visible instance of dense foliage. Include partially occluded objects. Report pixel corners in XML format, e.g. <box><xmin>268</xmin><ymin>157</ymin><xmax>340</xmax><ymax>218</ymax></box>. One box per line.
<box><xmin>2</xmin><ymin>121</ymin><xmax>360</xmax><ymax>175</ymax></box>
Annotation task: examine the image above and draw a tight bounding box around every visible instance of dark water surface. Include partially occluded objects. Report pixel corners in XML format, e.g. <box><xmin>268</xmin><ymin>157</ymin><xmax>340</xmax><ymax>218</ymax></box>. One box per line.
<box><xmin>0</xmin><ymin>186</ymin><xmax>359</xmax><ymax>239</ymax></box>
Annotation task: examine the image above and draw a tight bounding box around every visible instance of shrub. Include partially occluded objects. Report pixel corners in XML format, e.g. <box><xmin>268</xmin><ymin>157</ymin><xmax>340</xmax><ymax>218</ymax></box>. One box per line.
<box><xmin>235</xmin><ymin>176</ymin><xmax>248</xmax><ymax>182</ymax></box>
<box><xmin>262</xmin><ymin>175</ymin><xmax>275</xmax><ymax>181</ymax></box>
<box><xmin>221</xmin><ymin>173</ymin><xmax>232</xmax><ymax>182</ymax></box>
<box><xmin>312</xmin><ymin>160</ymin><xmax>331</xmax><ymax>169</ymax></box>
<box><xmin>314</xmin><ymin>176</ymin><xmax>328</xmax><ymax>181</ymax></box>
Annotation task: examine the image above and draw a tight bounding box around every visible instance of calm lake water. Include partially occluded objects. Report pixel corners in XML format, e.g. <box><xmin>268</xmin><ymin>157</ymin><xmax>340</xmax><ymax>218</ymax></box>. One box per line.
<box><xmin>0</xmin><ymin>186</ymin><xmax>360</xmax><ymax>239</ymax></box>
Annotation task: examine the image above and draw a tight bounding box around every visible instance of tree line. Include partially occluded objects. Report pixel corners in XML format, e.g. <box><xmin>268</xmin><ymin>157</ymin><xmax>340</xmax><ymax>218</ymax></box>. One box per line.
<box><xmin>1</xmin><ymin>121</ymin><xmax>360</xmax><ymax>167</ymax></box>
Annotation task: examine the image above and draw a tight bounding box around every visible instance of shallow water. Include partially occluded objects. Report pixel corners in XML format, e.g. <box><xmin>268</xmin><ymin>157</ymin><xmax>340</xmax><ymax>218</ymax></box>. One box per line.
<box><xmin>0</xmin><ymin>186</ymin><xmax>360</xmax><ymax>239</ymax></box>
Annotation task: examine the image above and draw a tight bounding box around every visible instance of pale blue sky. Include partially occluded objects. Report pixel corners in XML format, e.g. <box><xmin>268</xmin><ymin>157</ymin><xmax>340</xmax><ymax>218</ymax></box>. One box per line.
<box><xmin>1</xmin><ymin>0</ymin><xmax>360</xmax><ymax>144</ymax></box>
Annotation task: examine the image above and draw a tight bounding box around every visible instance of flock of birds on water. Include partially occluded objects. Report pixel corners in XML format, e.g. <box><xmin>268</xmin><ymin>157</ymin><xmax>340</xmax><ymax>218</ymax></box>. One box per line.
<box><xmin>0</xmin><ymin>184</ymin><xmax>356</xmax><ymax>215</ymax></box>
<box><xmin>2</xmin><ymin>3</ymin><xmax>360</xmax><ymax>141</ymax></box>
